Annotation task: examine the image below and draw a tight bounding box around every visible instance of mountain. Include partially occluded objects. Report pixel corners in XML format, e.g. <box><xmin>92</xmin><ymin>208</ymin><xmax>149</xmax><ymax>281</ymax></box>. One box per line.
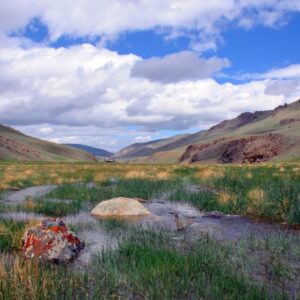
<box><xmin>0</xmin><ymin>125</ymin><xmax>97</xmax><ymax>162</ymax></box>
<box><xmin>113</xmin><ymin>134</ymin><xmax>190</xmax><ymax>161</ymax></box>
<box><xmin>64</xmin><ymin>144</ymin><xmax>113</xmax><ymax>157</ymax></box>
<box><xmin>114</xmin><ymin>99</ymin><xmax>300</xmax><ymax>163</ymax></box>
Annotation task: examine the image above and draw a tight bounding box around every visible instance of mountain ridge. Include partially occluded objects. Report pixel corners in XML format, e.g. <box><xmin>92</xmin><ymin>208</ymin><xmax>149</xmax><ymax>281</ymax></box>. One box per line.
<box><xmin>113</xmin><ymin>134</ymin><xmax>190</xmax><ymax>159</ymax></box>
<box><xmin>64</xmin><ymin>144</ymin><xmax>113</xmax><ymax>157</ymax></box>
<box><xmin>114</xmin><ymin>99</ymin><xmax>300</xmax><ymax>163</ymax></box>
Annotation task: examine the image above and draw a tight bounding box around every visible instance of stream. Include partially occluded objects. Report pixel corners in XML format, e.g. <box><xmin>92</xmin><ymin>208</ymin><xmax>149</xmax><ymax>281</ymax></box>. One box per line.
<box><xmin>1</xmin><ymin>184</ymin><xmax>299</xmax><ymax>296</ymax></box>
<box><xmin>0</xmin><ymin>184</ymin><xmax>298</xmax><ymax>261</ymax></box>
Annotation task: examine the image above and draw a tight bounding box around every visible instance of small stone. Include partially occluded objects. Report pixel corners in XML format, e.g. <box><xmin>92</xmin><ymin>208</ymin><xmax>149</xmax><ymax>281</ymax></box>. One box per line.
<box><xmin>203</xmin><ymin>211</ymin><xmax>224</xmax><ymax>218</ymax></box>
<box><xmin>7</xmin><ymin>187</ymin><xmax>20</xmax><ymax>191</ymax></box>
<box><xmin>174</xmin><ymin>214</ymin><xmax>195</xmax><ymax>231</ymax></box>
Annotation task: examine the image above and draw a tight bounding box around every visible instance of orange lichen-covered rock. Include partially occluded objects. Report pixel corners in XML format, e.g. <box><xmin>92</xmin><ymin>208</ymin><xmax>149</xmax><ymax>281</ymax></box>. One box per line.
<box><xmin>22</xmin><ymin>218</ymin><xmax>84</xmax><ymax>263</ymax></box>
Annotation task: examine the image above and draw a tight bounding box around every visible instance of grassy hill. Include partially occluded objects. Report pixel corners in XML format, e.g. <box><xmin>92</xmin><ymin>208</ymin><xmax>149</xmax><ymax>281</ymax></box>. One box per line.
<box><xmin>114</xmin><ymin>99</ymin><xmax>300</xmax><ymax>163</ymax></box>
<box><xmin>0</xmin><ymin>125</ymin><xmax>97</xmax><ymax>162</ymax></box>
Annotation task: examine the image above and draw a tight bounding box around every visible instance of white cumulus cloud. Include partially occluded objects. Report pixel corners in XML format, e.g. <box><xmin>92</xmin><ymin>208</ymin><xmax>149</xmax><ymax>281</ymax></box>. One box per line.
<box><xmin>0</xmin><ymin>43</ymin><xmax>295</xmax><ymax>151</ymax></box>
<box><xmin>1</xmin><ymin>0</ymin><xmax>300</xmax><ymax>52</ymax></box>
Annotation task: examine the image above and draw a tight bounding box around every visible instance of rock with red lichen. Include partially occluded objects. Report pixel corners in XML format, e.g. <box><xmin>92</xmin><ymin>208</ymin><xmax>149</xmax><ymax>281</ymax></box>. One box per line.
<box><xmin>22</xmin><ymin>218</ymin><xmax>84</xmax><ymax>263</ymax></box>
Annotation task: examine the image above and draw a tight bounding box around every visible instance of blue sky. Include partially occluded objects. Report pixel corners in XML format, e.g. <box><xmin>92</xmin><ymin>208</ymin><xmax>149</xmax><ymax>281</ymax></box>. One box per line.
<box><xmin>1</xmin><ymin>1</ymin><xmax>300</xmax><ymax>151</ymax></box>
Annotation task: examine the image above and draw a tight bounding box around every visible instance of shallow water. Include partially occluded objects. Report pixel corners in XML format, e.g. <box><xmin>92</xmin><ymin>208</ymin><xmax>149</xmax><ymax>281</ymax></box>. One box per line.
<box><xmin>0</xmin><ymin>211</ymin><xmax>45</xmax><ymax>222</ymax></box>
<box><xmin>0</xmin><ymin>185</ymin><xmax>298</xmax><ymax>263</ymax></box>
<box><xmin>1</xmin><ymin>186</ymin><xmax>296</xmax><ymax>238</ymax></box>
<box><xmin>1</xmin><ymin>185</ymin><xmax>57</xmax><ymax>203</ymax></box>
<box><xmin>77</xmin><ymin>228</ymin><xmax>120</xmax><ymax>265</ymax></box>
<box><xmin>146</xmin><ymin>199</ymin><xmax>200</xmax><ymax>218</ymax></box>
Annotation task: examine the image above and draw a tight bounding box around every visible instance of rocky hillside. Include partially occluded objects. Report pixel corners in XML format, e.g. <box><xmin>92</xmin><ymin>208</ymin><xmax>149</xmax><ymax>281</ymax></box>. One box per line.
<box><xmin>115</xmin><ymin>99</ymin><xmax>300</xmax><ymax>163</ymax></box>
<box><xmin>0</xmin><ymin>125</ymin><xmax>97</xmax><ymax>162</ymax></box>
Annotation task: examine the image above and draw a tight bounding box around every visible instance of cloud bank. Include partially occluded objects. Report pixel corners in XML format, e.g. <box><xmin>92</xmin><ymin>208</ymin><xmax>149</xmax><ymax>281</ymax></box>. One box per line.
<box><xmin>131</xmin><ymin>52</ymin><xmax>230</xmax><ymax>83</ymax></box>
<box><xmin>1</xmin><ymin>1</ymin><xmax>300</xmax><ymax>150</ymax></box>
<box><xmin>0</xmin><ymin>43</ymin><xmax>297</xmax><ymax>150</ymax></box>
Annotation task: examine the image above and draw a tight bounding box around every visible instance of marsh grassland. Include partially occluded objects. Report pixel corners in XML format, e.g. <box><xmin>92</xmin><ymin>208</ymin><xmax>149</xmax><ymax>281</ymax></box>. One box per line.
<box><xmin>0</xmin><ymin>162</ymin><xmax>299</xmax><ymax>299</ymax></box>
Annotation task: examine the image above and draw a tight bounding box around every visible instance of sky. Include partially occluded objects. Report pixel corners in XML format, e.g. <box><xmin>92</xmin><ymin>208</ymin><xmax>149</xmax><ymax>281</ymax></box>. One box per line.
<box><xmin>0</xmin><ymin>1</ymin><xmax>300</xmax><ymax>152</ymax></box>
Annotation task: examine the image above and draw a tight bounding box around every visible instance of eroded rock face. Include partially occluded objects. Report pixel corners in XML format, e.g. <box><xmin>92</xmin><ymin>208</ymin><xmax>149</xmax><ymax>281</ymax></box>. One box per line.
<box><xmin>22</xmin><ymin>218</ymin><xmax>84</xmax><ymax>263</ymax></box>
<box><xmin>90</xmin><ymin>197</ymin><xmax>151</xmax><ymax>217</ymax></box>
<box><xmin>220</xmin><ymin>134</ymin><xmax>287</xmax><ymax>163</ymax></box>
<box><xmin>180</xmin><ymin>134</ymin><xmax>288</xmax><ymax>164</ymax></box>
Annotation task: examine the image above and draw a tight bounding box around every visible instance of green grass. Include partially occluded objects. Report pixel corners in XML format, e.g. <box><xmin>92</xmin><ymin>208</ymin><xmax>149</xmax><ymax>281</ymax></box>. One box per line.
<box><xmin>44</xmin><ymin>178</ymin><xmax>185</xmax><ymax>205</ymax></box>
<box><xmin>174</xmin><ymin>166</ymin><xmax>198</xmax><ymax>177</ymax></box>
<box><xmin>0</xmin><ymin>219</ymin><xmax>25</xmax><ymax>252</ymax></box>
<box><xmin>30</xmin><ymin>170</ymin><xmax>299</xmax><ymax>225</ymax></box>
<box><xmin>93</xmin><ymin>230</ymin><xmax>272</xmax><ymax>300</ymax></box>
<box><xmin>0</xmin><ymin>229</ymin><xmax>293</xmax><ymax>299</ymax></box>
<box><xmin>29</xmin><ymin>199</ymin><xmax>83</xmax><ymax>217</ymax></box>
<box><xmin>210</xmin><ymin>166</ymin><xmax>300</xmax><ymax>224</ymax></box>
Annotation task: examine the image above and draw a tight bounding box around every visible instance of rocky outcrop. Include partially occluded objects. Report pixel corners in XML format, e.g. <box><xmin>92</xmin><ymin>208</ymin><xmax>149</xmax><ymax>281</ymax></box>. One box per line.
<box><xmin>179</xmin><ymin>138</ymin><xmax>227</xmax><ymax>163</ymax></box>
<box><xmin>90</xmin><ymin>197</ymin><xmax>151</xmax><ymax>217</ymax></box>
<box><xmin>220</xmin><ymin>134</ymin><xmax>287</xmax><ymax>163</ymax></box>
<box><xmin>180</xmin><ymin>134</ymin><xmax>289</xmax><ymax>164</ymax></box>
<box><xmin>22</xmin><ymin>218</ymin><xmax>84</xmax><ymax>263</ymax></box>
<box><xmin>208</xmin><ymin>111</ymin><xmax>271</xmax><ymax>133</ymax></box>
<box><xmin>279</xmin><ymin>118</ymin><xmax>300</xmax><ymax>126</ymax></box>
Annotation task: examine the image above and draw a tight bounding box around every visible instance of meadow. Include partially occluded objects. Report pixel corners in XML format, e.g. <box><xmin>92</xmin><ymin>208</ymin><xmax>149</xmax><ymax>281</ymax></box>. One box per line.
<box><xmin>0</xmin><ymin>162</ymin><xmax>299</xmax><ymax>299</ymax></box>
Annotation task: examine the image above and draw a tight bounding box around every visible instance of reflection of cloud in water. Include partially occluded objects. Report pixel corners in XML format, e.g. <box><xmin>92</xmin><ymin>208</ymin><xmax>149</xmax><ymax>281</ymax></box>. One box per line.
<box><xmin>0</xmin><ymin>212</ymin><xmax>45</xmax><ymax>222</ymax></box>
<box><xmin>77</xmin><ymin>228</ymin><xmax>120</xmax><ymax>265</ymax></box>
<box><xmin>64</xmin><ymin>212</ymin><xmax>98</xmax><ymax>226</ymax></box>
<box><xmin>2</xmin><ymin>185</ymin><xmax>57</xmax><ymax>203</ymax></box>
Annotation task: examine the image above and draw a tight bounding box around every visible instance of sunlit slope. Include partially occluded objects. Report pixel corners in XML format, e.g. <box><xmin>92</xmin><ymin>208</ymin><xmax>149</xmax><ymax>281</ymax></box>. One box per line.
<box><xmin>0</xmin><ymin>125</ymin><xmax>97</xmax><ymax>161</ymax></box>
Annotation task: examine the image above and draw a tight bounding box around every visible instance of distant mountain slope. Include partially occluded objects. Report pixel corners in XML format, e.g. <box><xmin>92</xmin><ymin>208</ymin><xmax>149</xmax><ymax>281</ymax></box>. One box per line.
<box><xmin>113</xmin><ymin>134</ymin><xmax>190</xmax><ymax>159</ymax></box>
<box><xmin>115</xmin><ymin>99</ymin><xmax>300</xmax><ymax>163</ymax></box>
<box><xmin>64</xmin><ymin>144</ymin><xmax>113</xmax><ymax>157</ymax></box>
<box><xmin>0</xmin><ymin>125</ymin><xmax>97</xmax><ymax>162</ymax></box>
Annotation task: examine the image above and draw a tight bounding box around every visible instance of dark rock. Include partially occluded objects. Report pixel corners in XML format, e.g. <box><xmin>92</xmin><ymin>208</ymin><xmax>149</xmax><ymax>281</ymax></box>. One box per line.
<box><xmin>180</xmin><ymin>133</ymin><xmax>289</xmax><ymax>164</ymax></box>
<box><xmin>203</xmin><ymin>211</ymin><xmax>224</xmax><ymax>218</ymax></box>
<box><xmin>7</xmin><ymin>187</ymin><xmax>20</xmax><ymax>191</ymax></box>
<box><xmin>174</xmin><ymin>214</ymin><xmax>195</xmax><ymax>231</ymax></box>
